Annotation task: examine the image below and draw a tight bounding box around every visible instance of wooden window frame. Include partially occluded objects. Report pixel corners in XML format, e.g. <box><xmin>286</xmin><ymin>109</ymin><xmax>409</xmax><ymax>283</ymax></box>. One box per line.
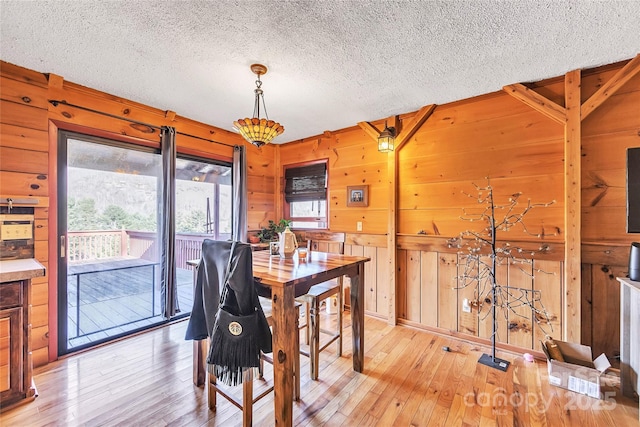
<box><xmin>283</xmin><ymin>159</ymin><xmax>328</xmax><ymax>229</ymax></box>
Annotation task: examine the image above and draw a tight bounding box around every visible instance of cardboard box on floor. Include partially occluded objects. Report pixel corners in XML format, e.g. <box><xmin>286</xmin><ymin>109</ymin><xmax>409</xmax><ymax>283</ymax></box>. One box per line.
<box><xmin>541</xmin><ymin>339</ymin><xmax>611</xmax><ymax>399</ymax></box>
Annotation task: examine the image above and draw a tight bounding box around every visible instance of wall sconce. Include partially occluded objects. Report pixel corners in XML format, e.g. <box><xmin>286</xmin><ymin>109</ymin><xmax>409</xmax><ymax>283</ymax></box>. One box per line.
<box><xmin>377</xmin><ymin>121</ymin><xmax>396</xmax><ymax>152</ymax></box>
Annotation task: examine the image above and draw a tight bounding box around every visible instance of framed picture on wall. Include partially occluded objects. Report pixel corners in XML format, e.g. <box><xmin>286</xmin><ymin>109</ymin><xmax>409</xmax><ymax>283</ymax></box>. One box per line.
<box><xmin>347</xmin><ymin>185</ymin><xmax>368</xmax><ymax>207</ymax></box>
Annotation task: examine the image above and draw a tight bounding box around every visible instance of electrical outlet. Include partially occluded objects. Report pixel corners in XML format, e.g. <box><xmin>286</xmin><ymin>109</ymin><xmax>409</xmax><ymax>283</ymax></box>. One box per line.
<box><xmin>462</xmin><ymin>298</ymin><xmax>471</xmax><ymax>313</ymax></box>
<box><xmin>356</xmin><ymin>221</ymin><xmax>363</xmax><ymax>231</ymax></box>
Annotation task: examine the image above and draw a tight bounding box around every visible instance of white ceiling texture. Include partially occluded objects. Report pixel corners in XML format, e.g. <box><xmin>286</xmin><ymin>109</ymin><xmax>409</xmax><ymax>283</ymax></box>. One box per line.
<box><xmin>1</xmin><ymin>1</ymin><xmax>639</xmax><ymax>144</ymax></box>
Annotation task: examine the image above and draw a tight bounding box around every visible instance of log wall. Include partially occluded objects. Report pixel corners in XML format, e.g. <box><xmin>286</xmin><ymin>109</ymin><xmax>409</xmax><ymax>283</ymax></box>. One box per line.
<box><xmin>0</xmin><ymin>61</ymin><xmax>277</xmax><ymax>366</ymax></box>
<box><xmin>1</xmin><ymin>65</ymin><xmax>52</xmax><ymax>368</ymax></box>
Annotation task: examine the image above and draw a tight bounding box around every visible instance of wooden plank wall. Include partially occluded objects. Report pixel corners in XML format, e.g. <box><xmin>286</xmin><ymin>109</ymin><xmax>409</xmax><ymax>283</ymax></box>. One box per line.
<box><xmin>0</xmin><ymin>61</ymin><xmax>277</xmax><ymax>366</ymax></box>
<box><xmin>579</xmin><ymin>63</ymin><xmax>640</xmax><ymax>362</ymax></box>
<box><xmin>1</xmin><ymin>57</ymin><xmax>638</xmax><ymax>366</ymax></box>
<box><xmin>393</xmin><ymin>86</ymin><xmax>566</xmax><ymax>352</ymax></box>
<box><xmin>344</xmin><ymin>233</ymin><xmax>389</xmax><ymax>317</ymax></box>
<box><xmin>278</xmin><ymin>129</ymin><xmax>393</xmax><ymax>319</ymax></box>
<box><xmin>396</xmin><ymin>92</ymin><xmax>564</xmax><ymax>239</ymax></box>
<box><xmin>278</xmin><ymin>128</ymin><xmax>390</xmax><ymax>234</ymax></box>
<box><xmin>279</xmin><ymin>59</ymin><xmax>639</xmax><ymax>357</ymax></box>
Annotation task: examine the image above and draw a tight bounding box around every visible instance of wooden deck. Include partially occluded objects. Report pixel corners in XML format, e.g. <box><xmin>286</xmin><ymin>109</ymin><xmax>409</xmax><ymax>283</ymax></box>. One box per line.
<box><xmin>66</xmin><ymin>258</ymin><xmax>194</xmax><ymax>349</ymax></box>
<box><xmin>2</xmin><ymin>314</ymin><xmax>638</xmax><ymax>426</ymax></box>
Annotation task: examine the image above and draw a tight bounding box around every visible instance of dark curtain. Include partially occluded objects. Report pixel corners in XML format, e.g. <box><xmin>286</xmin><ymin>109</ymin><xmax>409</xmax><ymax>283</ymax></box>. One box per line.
<box><xmin>161</xmin><ymin>126</ymin><xmax>179</xmax><ymax>317</ymax></box>
<box><xmin>232</xmin><ymin>145</ymin><xmax>247</xmax><ymax>242</ymax></box>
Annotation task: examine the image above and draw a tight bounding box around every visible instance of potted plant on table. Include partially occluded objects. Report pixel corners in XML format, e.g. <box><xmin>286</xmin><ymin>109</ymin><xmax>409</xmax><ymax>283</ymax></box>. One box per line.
<box><xmin>257</xmin><ymin>219</ymin><xmax>292</xmax><ymax>243</ymax></box>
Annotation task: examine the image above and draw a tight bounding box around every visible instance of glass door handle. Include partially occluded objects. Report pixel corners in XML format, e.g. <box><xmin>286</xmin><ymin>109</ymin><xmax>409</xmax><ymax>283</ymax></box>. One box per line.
<box><xmin>60</xmin><ymin>235</ymin><xmax>66</xmax><ymax>258</ymax></box>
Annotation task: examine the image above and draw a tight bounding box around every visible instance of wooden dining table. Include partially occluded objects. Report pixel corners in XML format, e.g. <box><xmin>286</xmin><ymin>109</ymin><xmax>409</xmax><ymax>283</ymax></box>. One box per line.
<box><xmin>191</xmin><ymin>249</ymin><xmax>370</xmax><ymax>426</ymax></box>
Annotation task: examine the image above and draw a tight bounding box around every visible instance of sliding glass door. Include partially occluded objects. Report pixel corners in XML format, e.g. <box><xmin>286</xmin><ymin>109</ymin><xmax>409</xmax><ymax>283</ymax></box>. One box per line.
<box><xmin>58</xmin><ymin>132</ymin><xmax>232</xmax><ymax>354</ymax></box>
<box><xmin>174</xmin><ymin>156</ymin><xmax>232</xmax><ymax>313</ymax></box>
<box><xmin>58</xmin><ymin>132</ymin><xmax>163</xmax><ymax>353</ymax></box>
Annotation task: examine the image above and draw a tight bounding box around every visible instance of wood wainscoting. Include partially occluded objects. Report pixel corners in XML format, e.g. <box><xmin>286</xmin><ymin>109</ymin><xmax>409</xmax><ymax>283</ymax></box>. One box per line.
<box><xmin>396</xmin><ymin>235</ymin><xmax>565</xmax><ymax>353</ymax></box>
<box><xmin>297</xmin><ymin>232</ymin><xmax>630</xmax><ymax>365</ymax></box>
<box><xmin>303</xmin><ymin>231</ymin><xmax>566</xmax><ymax>353</ymax></box>
<box><xmin>293</xmin><ymin>232</ymin><xmax>391</xmax><ymax>320</ymax></box>
<box><xmin>581</xmin><ymin>242</ymin><xmax>633</xmax><ymax>368</ymax></box>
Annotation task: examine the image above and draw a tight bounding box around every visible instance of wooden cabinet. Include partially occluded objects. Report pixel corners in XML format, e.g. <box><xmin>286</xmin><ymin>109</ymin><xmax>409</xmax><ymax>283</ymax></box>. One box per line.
<box><xmin>0</xmin><ymin>277</ymin><xmax>37</xmax><ymax>411</ymax></box>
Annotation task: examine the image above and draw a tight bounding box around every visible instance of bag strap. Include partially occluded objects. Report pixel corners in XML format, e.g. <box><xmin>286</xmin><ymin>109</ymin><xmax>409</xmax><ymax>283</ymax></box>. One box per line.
<box><xmin>219</xmin><ymin>241</ymin><xmax>237</xmax><ymax>305</ymax></box>
<box><xmin>224</xmin><ymin>241</ymin><xmax>237</xmax><ymax>282</ymax></box>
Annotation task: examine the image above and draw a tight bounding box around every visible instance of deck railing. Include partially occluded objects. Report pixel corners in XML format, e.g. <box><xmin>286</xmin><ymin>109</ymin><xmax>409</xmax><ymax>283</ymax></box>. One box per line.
<box><xmin>67</xmin><ymin>230</ymin><xmax>230</xmax><ymax>268</ymax></box>
<box><xmin>67</xmin><ymin>230</ymin><xmax>127</xmax><ymax>261</ymax></box>
<box><xmin>66</xmin><ymin>229</ymin><xmax>228</xmax><ymax>347</ymax></box>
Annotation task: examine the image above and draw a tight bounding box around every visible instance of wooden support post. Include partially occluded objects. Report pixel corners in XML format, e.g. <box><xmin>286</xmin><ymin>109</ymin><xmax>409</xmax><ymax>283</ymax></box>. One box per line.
<box><xmin>358</xmin><ymin>106</ymin><xmax>436</xmax><ymax>326</ymax></box>
<box><xmin>386</xmin><ymin>105</ymin><xmax>436</xmax><ymax>325</ymax></box>
<box><xmin>387</xmin><ymin>149</ymin><xmax>397</xmax><ymax>325</ymax></box>
<box><xmin>564</xmin><ymin>69</ymin><xmax>582</xmax><ymax>343</ymax></box>
<box><xmin>505</xmin><ymin>59</ymin><xmax>639</xmax><ymax>345</ymax></box>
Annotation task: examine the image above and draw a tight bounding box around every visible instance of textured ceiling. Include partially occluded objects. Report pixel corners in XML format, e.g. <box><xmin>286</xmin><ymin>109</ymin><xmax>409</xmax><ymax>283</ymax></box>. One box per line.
<box><xmin>1</xmin><ymin>1</ymin><xmax>639</xmax><ymax>144</ymax></box>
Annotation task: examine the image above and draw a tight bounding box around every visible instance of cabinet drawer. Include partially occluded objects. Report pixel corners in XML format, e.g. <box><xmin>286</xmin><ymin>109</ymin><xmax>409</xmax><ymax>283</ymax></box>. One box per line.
<box><xmin>0</xmin><ymin>282</ymin><xmax>22</xmax><ymax>309</ymax></box>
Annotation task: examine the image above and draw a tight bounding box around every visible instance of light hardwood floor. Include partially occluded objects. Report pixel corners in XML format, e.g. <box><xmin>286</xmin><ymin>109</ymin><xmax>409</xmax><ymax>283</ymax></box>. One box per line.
<box><xmin>1</xmin><ymin>313</ymin><xmax>638</xmax><ymax>426</ymax></box>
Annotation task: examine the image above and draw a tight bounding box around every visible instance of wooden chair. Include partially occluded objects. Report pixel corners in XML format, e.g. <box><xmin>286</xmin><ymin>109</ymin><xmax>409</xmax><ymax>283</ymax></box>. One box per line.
<box><xmin>208</xmin><ymin>298</ymin><xmax>300</xmax><ymax>426</ymax></box>
<box><xmin>296</xmin><ymin>231</ymin><xmax>345</xmax><ymax>380</ymax></box>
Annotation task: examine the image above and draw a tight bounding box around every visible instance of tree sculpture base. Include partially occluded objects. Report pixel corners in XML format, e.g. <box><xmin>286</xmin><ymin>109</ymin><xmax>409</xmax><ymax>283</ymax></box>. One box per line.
<box><xmin>478</xmin><ymin>353</ymin><xmax>510</xmax><ymax>372</ymax></box>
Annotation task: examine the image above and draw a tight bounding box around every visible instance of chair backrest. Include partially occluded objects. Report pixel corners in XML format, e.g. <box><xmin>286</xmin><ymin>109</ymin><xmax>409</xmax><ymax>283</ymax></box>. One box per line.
<box><xmin>305</xmin><ymin>231</ymin><xmax>345</xmax><ymax>255</ymax></box>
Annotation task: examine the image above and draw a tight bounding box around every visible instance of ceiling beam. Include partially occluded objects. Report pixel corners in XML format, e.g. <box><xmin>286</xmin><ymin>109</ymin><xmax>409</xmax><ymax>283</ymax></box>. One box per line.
<box><xmin>581</xmin><ymin>53</ymin><xmax>640</xmax><ymax>120</ymax></box>
<box><xmin>503</xmin><ymin>83</ymin><xmax>566</xmax><ymax>125</ymax></box>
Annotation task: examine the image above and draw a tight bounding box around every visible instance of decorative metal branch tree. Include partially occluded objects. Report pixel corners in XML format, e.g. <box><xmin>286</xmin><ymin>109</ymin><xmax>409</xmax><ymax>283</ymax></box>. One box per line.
<box><xmin>447</xmin><ymin>179</ymin><xmax>556</xmax><ymax>371</ymax></box>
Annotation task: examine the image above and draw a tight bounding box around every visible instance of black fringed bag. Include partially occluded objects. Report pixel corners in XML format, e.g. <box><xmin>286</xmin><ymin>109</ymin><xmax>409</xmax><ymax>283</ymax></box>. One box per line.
<box><xmin>207</xmin><ymin>242</ymin><xmax>272</xmax><ymax>386</ymax></box>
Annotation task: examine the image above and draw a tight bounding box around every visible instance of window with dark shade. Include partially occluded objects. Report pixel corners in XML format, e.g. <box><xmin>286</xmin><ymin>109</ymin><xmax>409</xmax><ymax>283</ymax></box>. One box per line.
<box><xmin>285</xmin><ymin>163</ymin><xmax>327</xmax><ymax>202</ymax></box>
<box><xmin>284</xmin><ymin>161</ymin><xmax>328</xmax><ymax>229</ymax></box>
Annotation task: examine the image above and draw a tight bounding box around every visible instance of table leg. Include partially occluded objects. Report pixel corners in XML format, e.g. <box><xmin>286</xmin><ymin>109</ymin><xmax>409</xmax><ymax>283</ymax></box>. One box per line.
<box><xmin>271</xmin><ymin>285</ymin><xmax>296</xmax><ymax>426</ymax></box>
<box><xmin>348</xmin><ymin>264</ymin><xmax>365</xmax><ymax>373</ymax></box>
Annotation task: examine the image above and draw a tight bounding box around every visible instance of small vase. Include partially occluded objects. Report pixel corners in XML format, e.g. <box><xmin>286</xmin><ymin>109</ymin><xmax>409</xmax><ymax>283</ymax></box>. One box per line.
<box><xmin>278</xmin><ymin>227</ymin><xmax>298</xmax><ymax>259</ymax></box>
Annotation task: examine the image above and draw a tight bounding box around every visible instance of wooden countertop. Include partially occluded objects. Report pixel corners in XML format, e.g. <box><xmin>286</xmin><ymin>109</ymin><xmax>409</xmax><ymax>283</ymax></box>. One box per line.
<box><xmin>0</xmin><ymin>258</ymin><xmax>46</xmax><ymax>283</ymax></box>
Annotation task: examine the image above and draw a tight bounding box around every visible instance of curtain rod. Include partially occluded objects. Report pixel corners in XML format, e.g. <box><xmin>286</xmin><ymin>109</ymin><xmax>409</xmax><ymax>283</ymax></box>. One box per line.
<box><xmin>48</xmin><ymin>100</ymin><xmax>236</xmax><ymax>149</ymax></box>
<box><xmin>176</xmin><ymin>130</ymin><xmax>235</xmax><ymax>148</ymax></box>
